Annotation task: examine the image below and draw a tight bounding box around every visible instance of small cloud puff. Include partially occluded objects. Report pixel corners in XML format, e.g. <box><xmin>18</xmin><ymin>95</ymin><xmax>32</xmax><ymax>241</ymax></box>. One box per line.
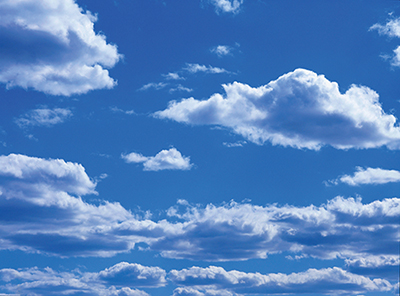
<box><xmin>154</xmin><ymin>68</ymin><xmax>400</xmax><ymax>150</ymax></box>
<box><xmin>211</xmin><ymin>45</ymin><xmax>233</xmax><ymax>57</ymax></box>
<box><xmin>370</xmin><ymin>16</ymin><xmax>400</xmax><ymax>67</ymax></box>
<box><xmin>122</xmin><ymin>148</ymin><xmax>193</xmax><ymax>171</ymax></box>
<box><xmin>184</xmin><ymin>63</ymin><xmax>230</xmax><ymax>74</ymax></box>
<box><xmin>209</xmin><ymin>0</ymin><xmax>243</xmax><ymax>15</ymax></box>
<box><xmin>327</xmin><ymin>167</ymin><xmax>400</xmax><ymax>186</ymax></box>
<box><xmin>15</xmin><ymin>107</ymin><xmax>72</xmax><ymax>128</ymax></box>
<box><xmin>0</xmin><ymin>0</ymin><xmax>121</xmax><ymax>96</ymax></box>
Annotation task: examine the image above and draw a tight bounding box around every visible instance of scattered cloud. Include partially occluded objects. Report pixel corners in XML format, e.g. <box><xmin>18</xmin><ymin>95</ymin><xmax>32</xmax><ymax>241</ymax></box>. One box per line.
<box><xmin>211</xmin><ymin>45</ymin><xmax>233</xmax><ymax>57</ymax></box>
<box><xmin>122</xmin><ymin>148</ymin><xmax>193</xmax><ymax>171</ymax></box>
<box><xmin>327</xmin><ymin>167</ymin><xmax>400</xmax><ymax>186</ymax></box>
<box><xmin>138</xmin><ymin>82</ymin><xmax>168</xmax><ymax>91</ymax></box>
<box><xmin>169</xmin><ymin>84</ymin><xmax>193</xmax><ymax>93</ymax></box>
<box><xmin>208</xmin><ymin>0</ymin><xmax>243</xmax><ymax>15</ymax></box>
<box><xmin>0</xmin><ymin>262</ymin><xmax>165</xmax><ymax>295</ymax></box>
<box><xmin>169</xmin><ymin>266</ymin><xmax>394</xmax><ymax>295</ymax></box>
<box><xmin>0</xmin><ymin>0</ymin><xmax>121</xmax><ymax>96</ymax></box>
<box><xmin>110</xmin><ymin>106</ymin><xmax>136</xmax><ymax>115</ymax></box>
<box><xmin>163</xmin><ymin>72</ymin><xmax>186</xmax><ymax>80</ymax></box>
<box><xmin>184</xmin><ymin>63</ymin><xmax>230</xmax><ymax>74</ymax></box>
<box><xmin>154</xmin><ymin>68</ymin><xmax>400</xmax><ymax>150</ymax></box>
<box><xmin>15</xmin><ymin>107</ymin><xmax>73</xmax><ymax>128</ymax></box>
<box><xmin>223</xmin><ymin>141</ymin><xmax>247</xmax><ymax>147</ymax></box>
<box><xmin>370</xmin><ymin>16</ymin><xmax>400</xmax><ymax>67</ymax></box>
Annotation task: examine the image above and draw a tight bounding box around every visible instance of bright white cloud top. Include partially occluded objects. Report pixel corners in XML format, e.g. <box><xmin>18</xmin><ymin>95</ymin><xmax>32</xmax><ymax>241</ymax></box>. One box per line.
<box><xmin>122</xmin><ymin>148</ymin><xmax>193</xmax><ymax>171</ymax></box>
<box><xmin>155</xmin><ymin>69</ymin><xmax>400</xmax><ymax>150</ymax></box>
<box><xmin>328</xmin><ymin>167</ymin><xmax>400</xmax><ymax>186</ymax></box>
<box><xmin>0</xmin><ymin>0</ymin><xmax>121</xmax><ymax>96</ymax></box>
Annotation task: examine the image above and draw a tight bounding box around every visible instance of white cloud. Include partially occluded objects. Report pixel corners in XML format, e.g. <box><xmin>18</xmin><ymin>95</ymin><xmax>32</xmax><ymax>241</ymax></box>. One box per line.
<box><xmin>223</xmin><ymin>141</ymin><xmax>246</xmax><ymax>147</ymax></box>
<box><xmin>110</xmin><ymin>106</ymin><xmax>136</xmax><ymax>115</ymax></box>
<box><xmin>211</xmin><ymin>45</ymin><xmax>233</xmax><ymax>57</ymax></box>
<box><xmin>370</xmin><ymin>16</ymin><xmax>400</xmax><ymax>67</ymax></box>
<box><xmin>15</xmin><ymin>107</ymin><xmax>72</xmax><ymax>128</ymax></box>
<box><xmin>163</xmin><ymin>72</ymin><xmax>186</xmax><ymax>80</ymax></box>
<box><xmin>154</xmin><ymin>68</ymin><xmax>400</xmax><ymax>150</ymax></box>
<box><xmin>170</xmin><ymin>266</ymin><xmax>394</xmax><ymax>295</ymax></box>
<box><xmin>122</xmin><ymin>148</ymin><xmax>193</xmax><ymax>171</ymax></box>
<box><xmin>0</xmin><ymin>263</ymin><xmax>164</xmax><ymax>295</ymax></box>
<box><xmin>209</xmin><ymin>0</ymin><xmax>243</xmax><ymax>15</ymax></box>
<box><xmin>184</xmin><ymin>63</ymin><xmax>230</xmax><ymax>74</ymax></box>
<box><xmin>138</xmin><ymin>82</ymin><xmax>168</xmax><ymax>91</ymax></box>
<box><xmin>328</xmin><ymin>167</ymin><xmax>400</xmax><ymax>186</ymax></box>
<box><xmin>0</xmin><ymin>0</ymin><xmax>121</xmax><ymax>96</ymax></box>
<box><xmin>170</xmin><ymin>84</ymin><xmax>193</xmax><ymax>93</ymax></box>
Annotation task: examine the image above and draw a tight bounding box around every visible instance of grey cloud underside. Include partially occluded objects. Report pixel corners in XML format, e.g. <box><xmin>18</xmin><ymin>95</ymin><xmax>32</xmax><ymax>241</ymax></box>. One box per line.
<box><xmin>0</xmin><ymin>154</ymin><xmax>398</xmax><ymax>284</ymax></box>
<box><xmin>154</xmin><ymin>69</ymin><xmax>400</xmax><ymax>150</ymax></box>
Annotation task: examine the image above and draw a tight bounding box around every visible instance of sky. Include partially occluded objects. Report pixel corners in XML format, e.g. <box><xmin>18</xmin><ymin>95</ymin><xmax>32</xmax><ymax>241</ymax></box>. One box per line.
<box><xmin>0</xmin><ymin>0</ymin><xmax>399</xmax><ymax>295</ymax></box>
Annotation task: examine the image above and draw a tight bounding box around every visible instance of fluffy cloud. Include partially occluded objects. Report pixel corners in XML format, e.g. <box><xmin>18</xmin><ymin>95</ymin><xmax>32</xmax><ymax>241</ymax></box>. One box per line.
<box><xmin>209</xmin><ymin>0</ymin><xmax>243</xmax><ymax>14</ymax></box>
<box><xmin>0</xmin><ymin>0</ymin><xmax>121</xmax><ymax>96</ymax></box>
<box><xmin>15</xmin><ymin>107</ymin><xmax>72</xmax><ymax>128</ymax></box>
<box><xmin>328</xmin><ymin>167</ymin><xmax>400</xmax><ymax>186</ymax></box>
<box><xmin>122</xmin><ymin>148</ymin><xmax>193</xmax><ymax>171</ymax></box>
<box><xmin>169</xmin><ymin>266</ymin><xmax>394</xmax><ymax>295</ymax></box>
<box><xmin>370</xmin><ymin>16</ymin><xmax>400</xmax><ymax>67</ymax></box>
<box><xmin>0</xmin><ymin>262</ymin><xmax>164</xmax><ymax>295</ymax></box>
<box><xmin>154</xmin><ymin>69</ymin><xmax>400</xmax><ymax>150</ymax></box>
<box><xmin>211</xmin><ymin>45</ymin><xmax>233</xmax><ymax>57</ymax></box>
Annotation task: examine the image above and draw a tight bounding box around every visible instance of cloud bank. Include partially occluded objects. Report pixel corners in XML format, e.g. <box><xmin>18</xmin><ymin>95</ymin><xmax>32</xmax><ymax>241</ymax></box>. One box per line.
<box><xmin>0</xmin><ymin>153</ymin><xmax>398</xmax><ymax>288</ymax></box>
<box><xmin>328</xmin><ymin>167</ymin><xmax>400</xmax><ymax>186</ymax></box>
<box><xmin>0</xmin><ymin>0</ymin><xmax>121</xmax><ymax>96</ymax></box>
<box><xmin>122</xmin><ymin>148</ymin><xmax>193</xmax><ymax>171</ymax></box>
<box><xmin>154</xmin><ymin>69</ymin><xmax>400</xmax><ymax>150</ymax></box>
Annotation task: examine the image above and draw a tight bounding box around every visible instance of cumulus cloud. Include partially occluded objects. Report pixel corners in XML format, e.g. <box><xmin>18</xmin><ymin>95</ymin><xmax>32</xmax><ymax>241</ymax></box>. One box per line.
<box><xmin>184</xmin><ymin>63</ymin><xmax>230</xmax><ymax>74</ymax></box>
<box><xmin>122</xmin><ymin>148</ymin><xmax>193</xmax><ymax>171</ymax></box>
<box><xmin>327</xmin><ymin>167</ymin><xmax>400</xmax><ymax>186</ymax></box>
<box><xmin>370</xmin><ymin>16</ymin><xmax>400</xmax><ymax>67</ymax></box>
<box><xmin>15</xmin><ymin>107</ymin><xmax>73</xmax><ymax>128</ymax></box>
<box><xmin>209</xmin><ymin>0</ymin><xmax>243</xmax><ymax>15</ymax></box>
<box><xmin>169</xmin><ymin>266</ymin><xmax>394</xmax><ymax>295</ymax></box>
<box><xmin>154</xmin><ymin>68</ymin><xmax>400</xmax><ymax>150</ymax></box>
<box><xmin>0</xmin><ymin>0</ymin><xmax>121</xmax><ymax>96</ymax></box>
<box><xmin>0</xmin><ymin>262</ymin><xmax>164</xmax><ymax>295</ymax></box>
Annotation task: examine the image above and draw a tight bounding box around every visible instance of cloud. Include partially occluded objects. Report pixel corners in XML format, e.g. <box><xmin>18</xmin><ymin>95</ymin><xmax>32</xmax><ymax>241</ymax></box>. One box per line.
<box><xmin>169</xmin><ymin>84</ymin><xmax>193</xmax><ymax>93</ymax></box>
<box><xmin>327</xmin><ymin>167</ymin><xmax>400</xmax><ymax>186</ymax></box>
<box><xmin>184</xmin><ymin>63</ymin><xmax>230</xmax><ymax>74</ymax></box>
<box><xmin>110</xmin><ymin>106</ymin><xmax>136</xmax><ymax>115</ymax></box>
<box><xmin>211</xmin><ymin>45</ymin><xmax>233</xmax><ymax>57</ymax></box>
<box><xmin>122</xmin><ymin>148</ymin><xmax>193</xmax><ymax>171</ymax></box>
<box><xmin>223</xmin><ymin>141</ymin><xmax>247</xmax><ymax>147</ymax></box>
<box><xmin>370</xmin><ymin>16</ymin><xmax>400</xmax><ymax>67</ymax></box>
<box><xmin>169</xmin><ymin>266</ymin><xmax>394</xmax><ymax>295</ymax></box>
<box><xmin>163</xmin><ymin>72</ymin><xmax>186</xmax><ymax>80</ymax></box>
<box><xmin>0</xmin><ymin>262</ymin><xmax>164</xmax><ymax>295</ymax></box>
<box><xmin>154</xmin><ymin>68</ymin><xmax>400</xmax><ymax>150</ymax></box>
<box><xmin>138</xmin><ymin>82</ymin><xmax>168</xmax><ymax>91</ymax></box>
<box><xmin>15</xmin><ymin>107</ymin><xmax>73</xmax><ymax>128</ymax></box>
<box><xmin>209</xmin><ymin>0</ymin><xmax>243</xmax><ymax>15</ymax></box>
<box><xmin>0</xmin><ymin>0</ymin><xmax>121</xmax><ymax>96</ymax></box>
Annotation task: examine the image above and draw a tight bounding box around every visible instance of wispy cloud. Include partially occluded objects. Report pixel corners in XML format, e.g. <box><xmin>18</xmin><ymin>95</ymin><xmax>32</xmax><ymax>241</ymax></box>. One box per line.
<box><xmin>184</xmin><ymin>63</ymin><xmax>230</xmax><ymax>74</ymax></box>
<box><xmin>163</xmin><ymin>72</ymin><xmax>186</xmax><ymax>80</ymax></box>
<box><xmin>370</xmin><ymin>16</ymin><xmax>400</xmax><ymax>67</ymax></box>
<box><xmin>326</xmin><ymin>167</ymin><xmax>400</xmax><ymax>186</ymax></box>
<box><xmin>209</xmin><ymin>0</ymin><xmax>243</xmax><ymax>15</ymax></box>
<box><xmin>15</xmin><ymin>107</ymin><xmax>72</xmax><ymax>128</ymax></box>
<box><xmin>122</xmin><ymin>148</ymin><xmax>193</xmax><ymax>171</ymax></box>
<box><xmin>0</xmin><ymin>0</ymin><xmax>121</xmax><ymax>96</ymax></box>
<box><xmin>211</xmin><ymin>45</ymin><xmax>233</xmax><ymax>57</ymax></box>
<box><xmin>169</xmin><ymin>84</ymin><xmax>193</xmax><ymax>93</ymax></box>
<box><xmin>110</xmin><ymin>106</ymin><xmax>136</xmax><ymax>115</ymax></box>
<box><xmin>138</xmin><ymin>82</ymin><xmax>168</xmax><ymax>91</ymax></box>
<box><xmin>154</xmin><ymin>68</ymin><xmax>400</xmax><ymax>150</ymax></box>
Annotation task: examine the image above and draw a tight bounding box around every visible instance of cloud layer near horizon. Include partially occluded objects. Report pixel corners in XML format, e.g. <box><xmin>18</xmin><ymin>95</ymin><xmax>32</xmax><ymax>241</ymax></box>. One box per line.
<box><xmin>154</xmin><ymin>69</ymin><xmax>400</xmax><ymax>150</ymax></box>
<box><xmin>0</xmin><ymin>0</ymin><xmax>121</xmax><ymax>96</ymax></box>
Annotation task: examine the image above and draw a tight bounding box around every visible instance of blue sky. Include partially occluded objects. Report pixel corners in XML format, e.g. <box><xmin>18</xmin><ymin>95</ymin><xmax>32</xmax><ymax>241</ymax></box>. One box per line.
<box><xmin>0</xmin><ymin>0</ymin><xmax>399</xmax><ymax>295</ymax></box>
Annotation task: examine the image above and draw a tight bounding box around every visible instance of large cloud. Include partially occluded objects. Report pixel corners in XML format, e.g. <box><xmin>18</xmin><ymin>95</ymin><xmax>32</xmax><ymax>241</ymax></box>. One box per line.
<box><xmin>0</xmin><ymin>262</ymin><xmax>165</xmax><ymax>296</ymax></box>
<box><xmin>370</xmin><ymin>16</ymin><xmax>400</xmax><ymax>67</ymax></box>
<box><xmin>0</xmin><ymin>0</ymin><xmax>121</xmax><ymax>96</ymax></box>
<box><xmin>154</xmin><ymin>69</ymin><xmax>400</xmax><ymax>150</ymax></box>
<box><xmin>169</xmin><ymin>266</ymin><xmax>394</xmax><ymax>295</ymax></box>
